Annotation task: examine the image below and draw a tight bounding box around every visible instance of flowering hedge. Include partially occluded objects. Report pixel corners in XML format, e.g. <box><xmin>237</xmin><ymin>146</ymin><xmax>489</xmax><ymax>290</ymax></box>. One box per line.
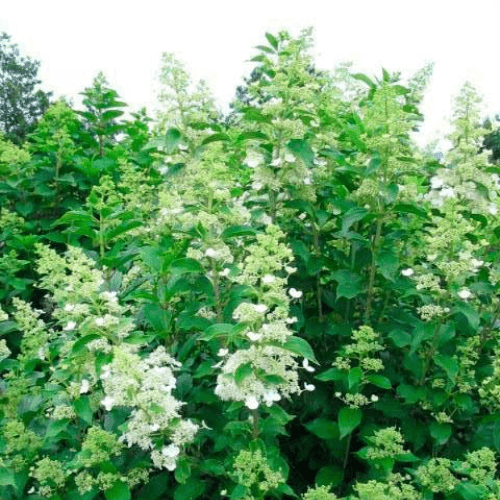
<box><xmin>1</xmin><ymin>28</ymin><xmax>500</xmax><ymax>500</ymax></box>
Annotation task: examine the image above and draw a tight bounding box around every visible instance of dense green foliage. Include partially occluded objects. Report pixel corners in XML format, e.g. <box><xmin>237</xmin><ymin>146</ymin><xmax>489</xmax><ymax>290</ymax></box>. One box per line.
<box><xmin>0</xmin><ymin>32</ymin><xmax>52</xmax><ymax>144</ymax></box>
<box><xmin>1</xmin><ymin>28</ymin><xmax>500</xmax><ymax>500</ymax></box>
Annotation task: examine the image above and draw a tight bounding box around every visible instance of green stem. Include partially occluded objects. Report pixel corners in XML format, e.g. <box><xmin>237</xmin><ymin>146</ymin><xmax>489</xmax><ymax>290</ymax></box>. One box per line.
<box><xmin>365</xmin><ymin>218</ymin><xmax>383</xmax><ymax>322</ymax></box>
<box><xmin>251</xmin><ymin>409</ymin><xmax>260</xmax><ymax>439</ymax></box>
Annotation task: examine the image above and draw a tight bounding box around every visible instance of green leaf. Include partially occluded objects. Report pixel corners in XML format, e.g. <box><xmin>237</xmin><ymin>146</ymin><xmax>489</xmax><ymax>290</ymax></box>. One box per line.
<box><xmin>286</xmin><ymin>139</ymin><xmax>314</xmax><ymax>167</ymax></box>
<box><xmin>388</xmin><ymin>329</ymin><xmax>412</xmax><ymax>347</ymax></box>
<box><xmin>336</xmin><ymin>207</ymin><xmax>368</xmax><ymax>238</ymax></box>
<box><xmin>234</xmin><ymin>362</ymin><xmax>253</xmax><ymax>385</ymax></box>
<box><xmin>452</xmin><ymin>302</ymin><xmax>480</xmax><ymax>330</ymax></box>
<box><xmin>165</xmin><ymin>128</ymin><xmax>182</xmax><ymax>152</ymax></box>
<box><xmin>330</xmin><ymin>270</ymin><xmax>363</xmax><ymax>300</ymax></box>
<box><xmin>429</xmin><ymin>421</ymin><xmax>452</xmax><ymax>445</ymax></box>
<box><xmin>316</xmin><ymin>465</ymin><xmax>343</xmax><ymax>488</ymax></box>
<box><xmin>174</xmin><ymin>478</ymin><xmax>206</xmax><ymax>500</ymax></box>
<box><xmin>305</xmin><ymin>418</ymin><xmax>339</xmax><ymax>440</ymax></box>
<box><xmin>455</xmin><ymin>483</ymin><xmax>488</xmax><ymax>500</ymax></box>
<box><xmin>281</xmin><ymin>336</ymin><xmax>318</xmax><ymax>364</ymax></box>
<box><xmin>74</xmin><ymin>396</ymin><xmax>94</xmax><ymax>425</ymax></box>
<box><xmin>72</xmin><ymin>334</ymin><xmax>100</xmax><ymax>355</ymax></box>
<box><xmin>0</xmin><ymin>468</ymin><xmax>16</xmax><ymax>487</ymax></box>
<box><xmin>230</xmin><ymin>485</ymin><xmax>249</xmax><ymax>500</ymax></box>
<box><xmin>435</xmin><ymin>355</ymin><xmax>459</xmax><ymax>382</ymax></box>
<box><xmin>348</xmin><ymin>367</ymin><xmax>363</xmax><ymax>390</ymax></box>
<box><xmin>201</xmin><ymin>133</ymin><xmax>230</xmax><ymax>146</ymax></box>
<box><xmin>174</xmin><ymin>457</ymin><xmax>191</xmax><ymax>484</ymax></box>
<box><xmin>45</xmin><ymin>419</ymin><xmax>69</xmax><ymax>439</ymax></box>
<box><xmin>338</xmin><ymin>407</ymin><xmax>362</xmax><ymax>439</ymax></box>
<box><xmin>265</xmin><ymin>32</ymin><xmax>279</xmax><ymax>50</ymax></box>
<box><xmin>352</xmin><ymin>73</ymin><xmax>376</xmax><ymax>88</ymax></box>
<box><xmin>315</xmin><ymin>368</ymin><xmax>345</xmax><ymax>382</ymax></box>
<box><xmin>169</xmin><ymin>258</ymin><xmax>205</xmax><ymax>275</ymax></box>
<box><xmin>265</xmin><ymin>405</ymin><xmax>296</xmax><ymax>425</ymax></box>
<box><xmin>366</xmin><ymin>374</ymin><xmax>391</xmax><ymax>389</ymax></box>
<box><xmin>376</xmin><ymin>249</ymin><xmax>399</xmax><ymax>281</ymax></box>
<box><xmin>104</xmin><ymin>481</ymin><xmax>131</xmax><ymax>500</ymax></box>
<box><xmin>221</xmin><ymin>225</ymin><xmax>258</xmax><ymax>238</ymax></box>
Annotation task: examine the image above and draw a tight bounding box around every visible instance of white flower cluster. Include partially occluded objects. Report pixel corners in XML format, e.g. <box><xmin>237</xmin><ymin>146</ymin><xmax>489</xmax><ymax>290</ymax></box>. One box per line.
<box><xmin>214</xmin><ymin>225</ymin><xmax>314</xmax><ymax>410</ymax></box>
<box><xmin>99</xmin><ymin>344</ymin><xmax>198</xmax><ymax>470</ymax></box>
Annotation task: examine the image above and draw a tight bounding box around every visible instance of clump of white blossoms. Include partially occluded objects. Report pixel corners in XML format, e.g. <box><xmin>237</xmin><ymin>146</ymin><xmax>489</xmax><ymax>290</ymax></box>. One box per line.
<box><xmin>214</xmin><ymin>225</ymin><xmax>313</xmax><ymax>410</ymax></box>
<box><xmin>99</xmin><ymin>344</ymin><xmax>198</xmax><ymax>471</ymax></box>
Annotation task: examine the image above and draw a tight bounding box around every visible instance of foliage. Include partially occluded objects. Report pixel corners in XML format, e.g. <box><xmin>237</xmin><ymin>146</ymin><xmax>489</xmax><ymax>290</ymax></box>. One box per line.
<box><xmin>0</xmin><ymin>32</ymin><xmax>52</xmax><ymax>144</ymax></box>
<box><xmin>1</xmin><ymin>27</ymin><xmax>500</xmax><ymax>500</ymax></box>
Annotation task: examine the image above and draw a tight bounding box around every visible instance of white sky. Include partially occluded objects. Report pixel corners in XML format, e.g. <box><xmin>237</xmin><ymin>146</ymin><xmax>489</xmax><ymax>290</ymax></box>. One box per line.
<box><xmin>2</xmin><ymin>0</ymin><xmax>500</xmax><ymax>153</ymax></box>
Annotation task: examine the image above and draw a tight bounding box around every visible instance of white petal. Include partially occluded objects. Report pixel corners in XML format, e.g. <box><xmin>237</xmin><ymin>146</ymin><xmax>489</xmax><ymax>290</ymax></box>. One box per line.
<box><xmin>245</xmin><ymin>396</ymin><xmax>259</xmax><ymax>409</ymax></box>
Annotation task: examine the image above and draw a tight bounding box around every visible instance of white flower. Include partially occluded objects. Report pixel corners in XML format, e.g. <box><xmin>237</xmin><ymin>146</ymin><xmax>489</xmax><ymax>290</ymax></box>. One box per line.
<box><xmin>178</xmin><ymin>144</ymin><xmax>188</xmax><ymax>151</ymax></box>
<box><xmin>427</xmin><ymin>254</ymin><xmax>437</xmax><ymax>261</ymax></box>
<box><xmin>205</xmin><ymin>248</ymin><xmax>218</xmax><ymax>258</ymax></box>
<box><xmin>263</xmin><ymin>390</ymin><xmax>281</xmax><ymax>406</ymax></box>
<box><xmin>430</xmin><ymin>176</ymin><xmax>444</xmax><ymax>189</ymax></box>
<box><xmin>440</xmin><ymin>187</ymin><xmax>455</xmax><ymax>198</ymax></box>
<box><xmin>261</xmin><ymin>215</ymin><xmax>272</xmax><ymax>225</ymax></box>
<box><xmin>311</xmin><ymin>120</ymin><xmax>319</xmax><ymax>128</ymax></box>
<box><xmin>95</xmin><ymin>317</ymin><xmax>105</xmax><ymax>327</ymax></box>
<box><xmin>304</xmin><ymin>383</ymin><xmax>315</xmax><ymax>392</ymax></box>
<box><xmin>298</xmin><ymin>213</ymin><xmax>307</xmax><ymax>220</ymax></box>
<box><xmin>221</xmin><ymin>490</ymin><xmax>228</xmax><ymax>496</ymax></box>
<box><xmin>335</xmin><ymin>392</ymin><xmax>341</xmax><ymax>397</ymax></box>
<box><xmin>150</xmin><ymin>424</ymin><xmax>160</xmax><ymax>432</ymax></box>
<box><xmin>64</xmin><ymin>304</ymin><xmax>75</xmax><ymax>312</ymax></box>
<box><xmin>246</xmin><ymin>158</ymin><xmax>260</xmax><ymax>168</ymax></box>
<box><xmin>63</xmin><ymin>321</ymin><xmax>77</xmax><ymax>331</ymax></box>
<box><xmin>217</xmin><ymin>348</ymin><xmax>229</xmax><ymax>357</ymax></box>
<box><xmin>247</xmin><ymin>332</ymin><xmax>262</xmax><ymax>342</ymax></box>
<box><xmin>488</xmin><ymin>204</ymin><xmax>498</xmax><ymax>215</ymax></box>
<box><xmin>284</xmin><ymin>153</ymin><xmax>295</xmax><ymax>163</ymax></box>
<box><xmin>253</xmin><ymin>304</ymin><xmax>268</xmax><ymax>313</ymax></box>
<box><xmin>28</xmin><ymin>487</ymin><xmax>35</xmax><ymax>494</ymax></box>
<box><xmin>444</xmin><ymin>307</ymin><xmax>450</xmax><ymax>313</ymax></box>
<box><xmin>220</xmin><ymin>268</ymin><xmax>231</xmax><ymax>277</ymax></box>
<box><xmin>245</xmin><ymin>396</ymin><xmax>259</xmax><ymax>409</ymax></box>
<box><xmin>80</xmin><ymin>379</ymin><xmax>90</xmax><ymax>394</ymax></box>
<box><xmin>371</xmin><ymin>395</ymin><xmax>379</xmax><ymax>402</ymax></box>
<box><xmin>289</xmin><ymin>288</ymin><xmax>303</xmax><ymax>299</ymax></box>
<box><xmin>162</xmin><ymin>444</ymin><xmax>180</xmax><ymax>457</ymax></box>
<box><xmin>252</xmin><ymin>182</ymin><xmax>263</xmax><ymax>190</ymax></box>
<box><xmin>100</xmin><ymin>366</ymin><xmax>111</xmax><ymax>380</ymax></box>
<box><xmin>158</xmin><ymin>166</ymin><xmax>168</xmax><ymax>175</ymax></box>
<box><xmin>304</xmin><ymin>177</ymin><xmax>312</xmax><ymax>185</ymax></box>
<box><xmin>270</xmin><ymin>158</ymin><xmax>282</xmax><ymax>167</ymax></box>
<box><xmin>458</xmin><ymin>289</ymin><xmax>472</xmax><ymax>300</ymax></box>
<box><xmin>101</xmin><ymin>396</ymin><xmax>115</xmax><ymax>411</ymax></box>
<box><xmin>262</xmin><ymin>275</ymin><xmax>275</xmax><ymax>284</ymax></box>
<box><xmin>471</xmin><ymin>259</ymin><xmax>484</xmax><ymax>269</ymax></box>
<box><xmin>401</xmin><ymin>268</ymin><xmax>414</xmax><ymax>277</ymax></box>
<box><xmin>302</xmin><ymin>359</ymin><xmax>315</xmax><ymax>373</ymax></box>
<box><xmin>102</xmin><ymin>291</ymin><xmax>118</xmax><ymax>302</ymax></box>
<box><xmin>285</xmin><ymin>266</ymin><xmax>297</xmax><ymax>274</ymax></box>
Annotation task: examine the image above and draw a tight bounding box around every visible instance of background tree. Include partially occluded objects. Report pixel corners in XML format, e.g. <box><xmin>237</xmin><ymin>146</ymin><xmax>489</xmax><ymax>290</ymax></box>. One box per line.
<box><xmin>0</xmin><ymin>32</ymin><xmax>52</xmax><ymax>144</ymax></box>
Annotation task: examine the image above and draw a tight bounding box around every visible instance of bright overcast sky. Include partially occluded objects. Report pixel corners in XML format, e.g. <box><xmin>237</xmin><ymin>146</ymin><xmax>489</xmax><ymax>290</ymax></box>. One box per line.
<box><xmin>2</xmin><ymin>0</ymin><xmax>500</xmax><ymax>152</ymax></box>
